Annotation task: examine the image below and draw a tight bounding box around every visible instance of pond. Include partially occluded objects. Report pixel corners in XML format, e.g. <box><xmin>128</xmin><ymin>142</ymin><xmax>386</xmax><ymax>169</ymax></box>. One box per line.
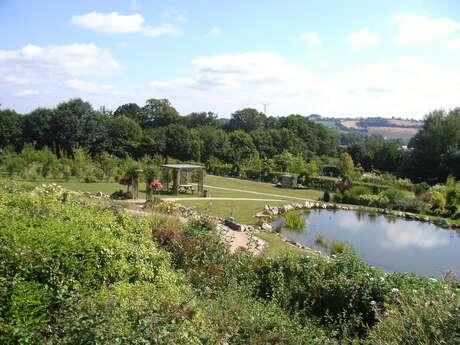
<box><xmin>275</xmin><ymin>210</ymin><xmax>460</xmax><ymax>278</ymax></box>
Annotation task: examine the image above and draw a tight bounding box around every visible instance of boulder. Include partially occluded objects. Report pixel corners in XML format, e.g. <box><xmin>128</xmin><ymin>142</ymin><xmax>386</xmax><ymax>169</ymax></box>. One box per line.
<box><xmin>261</xmin><ymin>223</ymin><xmax>273</xmax><ymax>232</ymax></box>
<box><xmin>281</xmin><ymin>204</ymin><xmax>294</xmax><ymax>213</ymax></box>
<box><xmin>224</xmin><ymin>218</ymin><xmax>242</xmax><ymax>231</ymax></box>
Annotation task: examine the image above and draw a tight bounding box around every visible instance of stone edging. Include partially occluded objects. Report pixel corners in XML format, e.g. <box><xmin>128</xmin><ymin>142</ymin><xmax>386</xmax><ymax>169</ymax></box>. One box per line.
<box><xmin>257</xmin><ymin>200</ymin><xmax>460</xmax><ymax>231</ymax></box>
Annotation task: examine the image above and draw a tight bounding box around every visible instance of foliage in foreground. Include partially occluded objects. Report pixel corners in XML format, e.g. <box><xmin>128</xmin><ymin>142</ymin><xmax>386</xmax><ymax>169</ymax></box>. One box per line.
<box><xmin>0</xmin><ymin>180</ymin><xmax>458</xmax><ymax>344</ymax></box>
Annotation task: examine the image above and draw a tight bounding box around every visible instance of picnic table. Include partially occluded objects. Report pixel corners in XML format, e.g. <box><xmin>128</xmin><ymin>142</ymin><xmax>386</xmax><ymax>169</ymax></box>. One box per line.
<box><xmin>177</xmin><ymin>184</ymin><xmax>195</xmax><ymax>194</ymax></box>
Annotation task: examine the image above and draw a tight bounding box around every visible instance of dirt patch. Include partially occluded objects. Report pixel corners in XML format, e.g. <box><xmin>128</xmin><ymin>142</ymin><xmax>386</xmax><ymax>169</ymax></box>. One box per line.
<box><xmin>367</xmin><ymin>126</ymin><xmax>419</xmax><ymax>140</ymax></box>
<box><xmin>342</xmin><ymin>120</ymin><xmax>360</xmax><ymax>129</ymax></box>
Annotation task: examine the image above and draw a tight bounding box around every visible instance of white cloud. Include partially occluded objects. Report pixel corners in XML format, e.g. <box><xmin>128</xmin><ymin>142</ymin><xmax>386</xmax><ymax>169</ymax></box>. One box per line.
<box><xmin>71</xmin><ymin>12</ymin><xmax>182</xmax><ymax>36</ymax></box>
<box><xmin>392</xmin><ymin>14</ymin><xmax>460</xmax><ymax>44</ymax></box>
<box><xmin>15</xmin><ymin>90</ymin><xmax>39</xmax><ymax>97</ymax></box>
<box><xmin>65</xmin><ymin>79</ymin><xmax>113</xmax><ymax>94</ymax></box>
<box><xmin>0</xmin><ymin>43</ymin><xmax>120</xmax><ymax>77</ymax></box>
<box><xmin>71</xmin><ymin>12</ymin><xmax>144</xmax><ymax>34</ymax></box>
<box><xmin>346</xmin><ymin>28</ymin><xmax>379</xmax><ymax>48</ymax></box>
<box><xmin>0</xmin><ymin>43</ymin><xmax>120</xmax><ymax>110</ymax></box>
<box><xmin>150</xmin><ymin>52</ymin><xmax>460</xmax><ymax>117</ymax></box>
<box><xmin>209</xmin><ymin>27</ymin><xmax>222</xmax><ymax>37</ymax></box>
<box><xmin>300</xmin><ymin>32</ymin><xmax>320</xmax><ymax>46</ymax></box>
<box><xmin>442</xmin><ymin>38</ymin><xmax>460</xmax><ymax>49</ymax></box>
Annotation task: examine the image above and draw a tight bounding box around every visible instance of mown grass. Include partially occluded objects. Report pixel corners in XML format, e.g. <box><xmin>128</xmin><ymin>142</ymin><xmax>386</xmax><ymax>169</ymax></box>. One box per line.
<box><xmin>205</xmin><ymin>175</ymin><xmax>323</xmax><ymax>200</ymax></box>
<box><xmin>256</xmin><ymin>232</ymin><xmax>312</xmax><ymax>257</ymax></box>
<box><xmin>178</xmin><ymin>199</ymin><xmax>284</xmax><ymax>225</ymax></box>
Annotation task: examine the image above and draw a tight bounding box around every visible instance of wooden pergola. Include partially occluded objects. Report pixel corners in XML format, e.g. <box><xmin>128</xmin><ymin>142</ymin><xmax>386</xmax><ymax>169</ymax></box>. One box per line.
<box><xmin>161</xmin><ymin>164</ymin><xmax>206</xmax><ymax>196</ymax></box>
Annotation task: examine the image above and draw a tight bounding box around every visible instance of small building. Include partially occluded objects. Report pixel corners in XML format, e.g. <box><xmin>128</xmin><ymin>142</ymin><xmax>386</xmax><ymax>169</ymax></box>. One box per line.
<box><xmin>280</xmin><ymin>174</ymin><xmax>298</xmax><ymax>188</ymax></box>
<box><xmin>161</xmin><ymin>164</ymin><xmax>206</xmax><ymax>196</ymax></box>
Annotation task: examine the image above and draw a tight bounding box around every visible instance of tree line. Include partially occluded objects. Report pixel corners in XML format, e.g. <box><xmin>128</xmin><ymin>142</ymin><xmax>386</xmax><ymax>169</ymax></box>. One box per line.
<box><xmin>0</xmin><ymin>97</ymin><xmax>336</xmax><ymax>167</ymax></box>
<box><xmin>0</xmin><ymin>98</ymin><xmax>459</xmax><ymax>184</ymax></box>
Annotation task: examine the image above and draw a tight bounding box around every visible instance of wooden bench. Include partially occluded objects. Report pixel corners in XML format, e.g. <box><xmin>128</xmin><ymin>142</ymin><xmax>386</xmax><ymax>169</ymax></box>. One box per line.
<box><xmin>177</xmin><ymin>184</ymin><xmax>195</xmax><ymax>194</ymax></box>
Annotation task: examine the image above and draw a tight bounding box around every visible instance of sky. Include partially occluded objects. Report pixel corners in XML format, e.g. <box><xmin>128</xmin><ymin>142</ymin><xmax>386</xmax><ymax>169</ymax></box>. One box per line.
<box><xmin>1</xmin><ymin>0</ymin><xmax>460</xmax><ymax>119</ymax></box>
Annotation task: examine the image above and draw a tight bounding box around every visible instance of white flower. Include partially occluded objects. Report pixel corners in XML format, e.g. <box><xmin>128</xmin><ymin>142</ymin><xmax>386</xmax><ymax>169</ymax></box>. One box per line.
<box><xmin>370</xmin><ymin>300</ymin><xmax>377</xmax><ymax>306</ymax></box>
<box><xmin>391</xmin><ymin>288</ymin><xmax>400</xmax><ymax>294</ymax></box>
<box><xmin>380</xmin><ymin>277</ymin><xmax>385</xmax><ymax>283</ymax></box>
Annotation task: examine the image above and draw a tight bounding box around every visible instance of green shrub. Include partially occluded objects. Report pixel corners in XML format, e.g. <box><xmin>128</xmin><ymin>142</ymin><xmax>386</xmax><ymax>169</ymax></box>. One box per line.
<box><xmin>323</xmin><ymin>190</ymin><xmax>332</xmax><ymax>202</ymax></box>
<box><xmin>110</xmin><ymin>189</ymin><xmax>133</xmax><ymax>199</ymax></box>
<box><xmin>367</xmin><ymin>284</ymin><xmax>460</xmax><ymax>345</ymax></box>
<box><xmin>52</xmin><ymin>282</ymin><xmax>208</xmax><ymax>345</ymax></box>
<box><xmin>252</xmin><ymin>251</ymin><xmax>390</xmax><ymax>338</ymax></box>
<box><xmin>204</xmin><ymin>288</ymin><xmax>335</xmax><ymax>345</ymax></box>
<box><xmin>0</xmin><ymin>191</ymin><xmax>172</xmax><ymax>343</ymax></box>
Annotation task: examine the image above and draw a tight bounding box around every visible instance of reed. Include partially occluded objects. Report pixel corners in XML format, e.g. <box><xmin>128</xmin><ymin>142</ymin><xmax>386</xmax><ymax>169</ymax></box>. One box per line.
<box><xmin>284</xmin><ymin>210</ymin><xmax>305</xmax><ymax>230</ymax></box>
<box><xmin>315</xmin><ymin>234</ymin><xmax>329</xmax><ymax>248</ymax></box>
<box><xmin>330</xmin><ymin>241</ymin><xmax>349</xmax><ymax>255</ymax></box>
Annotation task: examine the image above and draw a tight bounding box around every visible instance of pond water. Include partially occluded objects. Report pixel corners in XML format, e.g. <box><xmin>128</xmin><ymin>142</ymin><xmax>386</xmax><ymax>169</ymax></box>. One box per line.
<box><xmin>276</xmin><ymin>210</ymin><xmax>460</xmax><ymax>278</ymax></box>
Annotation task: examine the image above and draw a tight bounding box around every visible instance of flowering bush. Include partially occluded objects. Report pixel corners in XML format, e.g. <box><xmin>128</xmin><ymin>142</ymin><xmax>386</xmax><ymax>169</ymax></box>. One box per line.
<box><xmin>33</xmin><ymin>183</ymin><xmax>66</xmax><ymax>200</ymax></box>
<box><xmin>119</xmin><ymin>176</ymin><xmax>132</xmax><ymax>186</ymax></box>
<box><xmin>144</xmin><ymin>200</ymin><xmax>181</xmax><ymax>214</ymax></box>
<box><xmin>150</xmin><ymin>180</ymin><xmax>163</xmax><ymax>192</ymax></box>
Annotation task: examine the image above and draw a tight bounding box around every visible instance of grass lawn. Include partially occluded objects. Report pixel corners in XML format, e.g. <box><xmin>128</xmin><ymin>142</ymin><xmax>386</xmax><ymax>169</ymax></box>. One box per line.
<box><xmin>21</xmin><ymin>175</ymin><xmax>323</xmax><ymax>200</ymax></box>
<box><xmin>256</xmin><ymin>232</ymin><xmax>310</xmax><ymax>257</ymax></box>
<box><xmin>21</xmin><ymin>175</ymin><xmax>325</xmax><ymax>228</ymax></box>
<box><xmin>178</xmin><ymin>199</ymin><xmax>283</xmax><ymax>225</ymax></box>
<box><xmin>205</xmin><ymin>175</ymin><xmax>323</xmax><ymax>200</ymax></box>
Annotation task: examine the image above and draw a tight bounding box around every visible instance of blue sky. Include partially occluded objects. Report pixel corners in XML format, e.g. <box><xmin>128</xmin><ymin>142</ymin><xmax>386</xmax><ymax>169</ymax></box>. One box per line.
<box><xmin>1</xmin><ymin>0</ymin><xmax>460</xmax><ymax>118</ymax></box>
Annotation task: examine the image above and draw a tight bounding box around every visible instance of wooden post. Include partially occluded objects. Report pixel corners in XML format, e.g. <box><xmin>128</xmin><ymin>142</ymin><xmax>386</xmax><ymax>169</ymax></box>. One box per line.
<box><xmin>199</xmin><ymin>168</ymin><xmax>205</xmax><ymax>197</ymax></box>
<box><xmin>174</xmin><ymin>169</ymin><xmax>180</xmax><ymax>195</ymax></box>
<box><xmin>162</xmin><ymin>167</ymin><xmax>169</xmax><ymax>192</ymax></box>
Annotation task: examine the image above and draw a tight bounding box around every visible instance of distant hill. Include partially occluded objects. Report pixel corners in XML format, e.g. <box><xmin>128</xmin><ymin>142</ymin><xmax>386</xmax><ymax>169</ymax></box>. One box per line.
<box><xmin>308</xmin><ymin>115</ymin><xmax>423</xmax><ymax>142</ymax></box>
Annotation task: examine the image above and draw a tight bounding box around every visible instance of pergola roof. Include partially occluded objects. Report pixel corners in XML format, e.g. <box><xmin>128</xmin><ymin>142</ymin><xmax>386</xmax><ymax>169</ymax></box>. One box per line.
<box><xmin>161</xmin><ymin>164</ymin><xmax>205</xmax><ymax>170</ymax></box>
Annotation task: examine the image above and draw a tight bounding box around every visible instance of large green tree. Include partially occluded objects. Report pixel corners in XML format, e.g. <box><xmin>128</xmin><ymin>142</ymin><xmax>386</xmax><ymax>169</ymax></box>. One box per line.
<box><xmin>113</xmin><ymin>103</ymin><xmax>147</xmax><ymax>126</ymax></box>
<box><xmin>143</xmin><ymin>99</ymin><xmax>181</xmax><ymax>128</ymax></box>
<box><xmin>106</xmin><ymin>116</ymin><xmax>143</xmax><ymax>157</ymax></box>
<box><xmin>0</xmin><ymin>109</ymin><xmax>22</xmax><ymax>149</ymax></box>
<box><xmin>407</xmin><ymin>108</ymin><xmax>460</xmax><ymax>182</ymax></box>
<box><xmin>22</xmin><ymin>108</ymin><xmax>54</xmax><ymax>149</ymax></box>
<box><xmin>228</xmin><ymin>108</ymin><xmax>266</xmax><ymax>132</ymax></box>
<box><xmin>182</xmin><ymin>111</ymin><xmax>219</xmax><ymax>128</ymax></box>
<box><xmin>164</xmin><ymin>124</ymin><xmax>195</xmax><ymax>161</ymax></box>
<box><xmin>227</xmin><ymin>130</ymin><xmax>257</xmax><ymax>164</ymax></box>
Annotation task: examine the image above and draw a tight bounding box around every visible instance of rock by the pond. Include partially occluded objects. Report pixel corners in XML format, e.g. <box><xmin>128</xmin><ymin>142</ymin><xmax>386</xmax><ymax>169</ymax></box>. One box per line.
<box><xmin>281</xmin><ymin>204</ymin><xmax>294</xmax><ymax>213</ymax></box>
<box><xmin>255</xmin><ymin>212</ymin><xmax>271</xmax><ymax>219</ymax></box>
<box><xmin>224</xmin><ymin>218</ymin><xmax>242</xmax><ymax>231</ymax></box>
<box><xmin>260</xmin><ymin>223</ymin><xmax>273</xmax><ymax>232</ymax></box>
<box><xmin>263</xmin><ymin>204</ymin><xmax>279</xmax><ymax>216</ymax></box>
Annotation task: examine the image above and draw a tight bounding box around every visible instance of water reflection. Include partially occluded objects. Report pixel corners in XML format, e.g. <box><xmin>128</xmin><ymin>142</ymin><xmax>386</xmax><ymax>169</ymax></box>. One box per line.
<box><xmin>279</xmin><ymin>210</ymin><xmax>460</xmax><ymax>277</ymax></box>
<box><xmin>382</xmin><ymin>222</ymin><xmax>449</xmax><ymax>249</ymax></box>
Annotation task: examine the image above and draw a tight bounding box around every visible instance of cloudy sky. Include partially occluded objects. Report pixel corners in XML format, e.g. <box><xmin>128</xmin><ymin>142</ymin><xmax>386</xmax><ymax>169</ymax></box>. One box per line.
<box><xmin>1</xmin><ymin>0</ymin><xmax>460</xmax><ymax>118</ymax></box>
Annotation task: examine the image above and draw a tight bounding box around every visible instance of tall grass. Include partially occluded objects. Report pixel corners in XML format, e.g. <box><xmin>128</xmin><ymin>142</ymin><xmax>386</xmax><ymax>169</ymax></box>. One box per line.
<box><xmin>330</xmin><ymin>241</ymin><xmax>349</xmax><ymax>255</ymax></box>
<box><xmin>314</xmin><ymin>234</ymin><xmax>329</xmax><ymax>248</ymax></box>
<box><xmin>284</xmin><ymin>211</ymin><xmax>305</xmax><ymax>230</ymax></box>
